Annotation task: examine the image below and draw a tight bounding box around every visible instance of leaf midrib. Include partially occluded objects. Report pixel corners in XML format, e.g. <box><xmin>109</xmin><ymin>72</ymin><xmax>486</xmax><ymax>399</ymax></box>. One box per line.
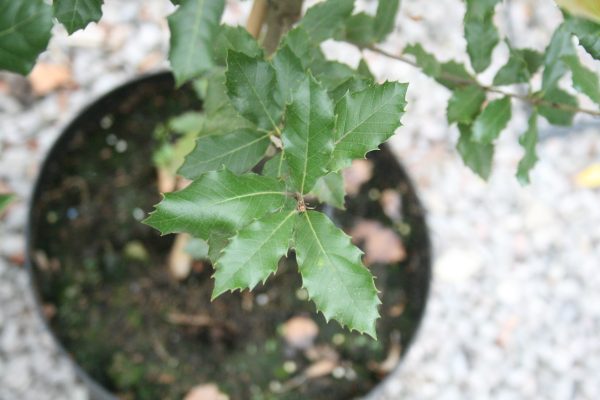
<box><xmin>67</xmin><ymin>0</ymin><xmax>81</xmax><ymax>32</ymax></box>
<box><xmin>199</xmin><ymin>133</ymin><xmax>269</xmax><ymax>164</ymax></box>
<box><xmin>211</xmin><ymin>190</ymin><xmax>287</xmax><ymax>206</ymax></box>
<box><xmin>303</xmin><ymin>212</ymin><xmax>361</xmax><ymax>319</ymax></box>
<box><xmin>334</xmin><ymin>89</ymin><xmax>401</xmax><ymax>146</ymax></box>
<box><xmin>183</xmin><ymin>0</ymin><xmax>206</xmax><ymax>75</ymax></box>
<box><xmin>481</xmin><ymin>98</ymin><xmax>510</xmax><ymax>136</ymax></box>
<box><xmin>217</xmin><ymin>210</ymin><xmax>296</xmax><ymax>280</ymax></box>
<box><xmin>233</xmin><ymin>57</ymin><xmax>279</xmax><ymax>131</ymax></box>
<box><xmin>0</xmin><ymin>10</ymin><xmax>46</xmax><ymax>38</ymax></box>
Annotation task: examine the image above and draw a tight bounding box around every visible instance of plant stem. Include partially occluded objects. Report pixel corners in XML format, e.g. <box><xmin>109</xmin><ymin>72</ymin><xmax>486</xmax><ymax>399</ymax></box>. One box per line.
<box><xmin>263</xmin><ymin>0</ymin><xmax>304</xmax><ymax>55</ymax></box>
<box><xmin>247</xmin><ymin>0</ymin><xmax>269</xmax><ymax>39</ymax></box>
<box><xmin>367</xmin><ymin>45</ymin><xmax>600</xmax><ymax>118</ymax></box>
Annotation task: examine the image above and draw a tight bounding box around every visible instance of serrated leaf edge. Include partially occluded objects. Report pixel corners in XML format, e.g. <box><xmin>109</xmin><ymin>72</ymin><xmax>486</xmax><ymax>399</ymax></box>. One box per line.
<box><xmin>210</xmin><ymin>209</ymin><xmax>297</xmax><ymax>300</ymax></box>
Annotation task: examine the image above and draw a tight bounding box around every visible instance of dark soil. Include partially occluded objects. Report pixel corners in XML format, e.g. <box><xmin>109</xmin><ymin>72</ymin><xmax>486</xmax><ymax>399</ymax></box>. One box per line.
<box><xmin>28</xmin><ymin>73</ymin><xmax>431</xmax><ymax>400</ymax></box>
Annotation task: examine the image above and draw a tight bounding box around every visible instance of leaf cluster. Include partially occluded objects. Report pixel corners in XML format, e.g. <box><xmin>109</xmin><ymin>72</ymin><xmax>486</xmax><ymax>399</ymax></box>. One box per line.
<box><xmin>146</xmin><ymin>0</ymin><xmax>407</xmax><ymax>338</ymax></box>
<box><xmin>2</xmin><ymin>0</ymin><xmax>599</xmax><ymax>338</ymax></box>
<box><xmin>383</xmin><ymin>1</ymin><xmax>600</xmax><ymax>183</ymax></box>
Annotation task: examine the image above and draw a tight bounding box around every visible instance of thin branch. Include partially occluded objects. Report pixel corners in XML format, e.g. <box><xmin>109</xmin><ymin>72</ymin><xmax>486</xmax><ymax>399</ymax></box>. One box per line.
<box><xmin>247</xmin><ymin>0</ymin><xmax>269</xmax><ymax>39</ymax></box>
<box><xmin>263</xmin><ymin>0</ymin><xmax>304</xmax><ymax>55</ymax></box>
<box><xmin>367</xmin><ymin>45</ymin><xmax>600</xmax><ymax>118</ymax></box>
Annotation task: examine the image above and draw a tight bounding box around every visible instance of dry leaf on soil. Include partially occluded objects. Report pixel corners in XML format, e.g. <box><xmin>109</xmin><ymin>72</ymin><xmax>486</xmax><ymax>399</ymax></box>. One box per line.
<box><xmin>380</xmin><ymin>189</ymin><xmax>403</xmax><ymax>221</ymax></box>
<box><xmin>350</xmin><ymin>219</ymin><xmax>406</xmax><ymax>265</ymax></box>
<box><xmin>343</xmin><ymin>159</ymin><xmax>373</xmax><ymax>196</ymax></box>
<box><xmin>184</xmin><ymin>384</ymin><xmax>229</xmax><ymax>400</ymax></box>
<box><xmin>282</xmin><ymin>316</ymin><xmax>319</xmax><ymax>349</ymax></box>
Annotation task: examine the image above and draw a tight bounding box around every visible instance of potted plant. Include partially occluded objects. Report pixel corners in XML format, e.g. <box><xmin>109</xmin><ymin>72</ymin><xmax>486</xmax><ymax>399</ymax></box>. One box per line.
<box><xmin>2</xmin><ymin>0</ymin><xmax>599</xmax><ymax>398</ymax></box>
<box><xmin>27</xmin><ymin>70</ymin><xmax>431</xmax><ymax>399</ymax></box>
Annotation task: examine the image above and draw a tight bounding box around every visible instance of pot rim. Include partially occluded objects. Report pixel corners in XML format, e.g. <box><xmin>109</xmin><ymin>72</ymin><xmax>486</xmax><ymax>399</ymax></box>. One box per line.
<box><xmin>24</xmin><ymin>71</ymin><xmax>432</xmax><ymax>400</ymax></box>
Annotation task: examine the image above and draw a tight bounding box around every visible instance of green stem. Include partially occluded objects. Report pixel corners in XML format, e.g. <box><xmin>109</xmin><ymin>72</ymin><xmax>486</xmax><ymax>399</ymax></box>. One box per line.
<box><xmin>367</xmin><ymin>45</ymin><xmax>600</xmax><ymax>118</ymax></box>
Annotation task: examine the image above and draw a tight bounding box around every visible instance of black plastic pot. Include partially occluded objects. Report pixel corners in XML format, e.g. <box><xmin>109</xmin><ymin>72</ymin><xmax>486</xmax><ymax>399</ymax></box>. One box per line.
<box><xmin>26</xmin><ymin>72</ymin><xmax>431</xmax><ymax>400</ymax></box>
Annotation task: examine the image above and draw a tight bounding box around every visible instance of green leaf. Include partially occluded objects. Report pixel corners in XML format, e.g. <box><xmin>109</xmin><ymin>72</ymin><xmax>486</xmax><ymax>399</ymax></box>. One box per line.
<box><xmin>472</xmin><ymin>96</ymin><xmax>512</xmax><ymax>143</ymax></box>
<box><xmin>212</xmin><ymin>208</ymin><xmax>296</xmax><ymax>298</ymax></box>
<box><xmin>53</xmin><ymin>0</ymin><xmax>103</xmax><ymax>34</ymax></box>
<box><xmin>309</xmin><ymin>172</ymin><xmax>346</xmax><ymax>209</ymax></box>
<box><xmin>436</xmin><ymin>61</ymin><xmax>478</xmax><ymax>90</ymax></box>
<box><xmin>0</xmin><ymin>194</ymin><xmax>15</xmax><ymax>214</ymax></box>
<box><xmin>213</xmin><ymin>25</ymin><xmax>263</xmax><ymax>66</ymax></box>
<box><xmin>374</xmin><ymin>0</ymin><xmax>400</xmax><ymax>41</ymax></box>
<box><xmin>153</xmin><ymin>130</ymin><xmax>197</xmax><ymax>175</ymax></box>
<box><xmin>343</xmin><ymin>12</ymin><xmax>376</xmax><ymax>47</ymax></box>
<box><xmin>207</xmin><ymin>230</ymin><xmax>231</xmax><ymax>264</ymax></box>
<box><xmin>144</xmin><ymin>170</ymin><xmax>288</xmax><ymax>239</ymax></box>
<box><xmin>185</xmin><ymin>238</ymin><xmax>209</xmax><ymax>260</ymax></box>
<box><xmin>537</xmin><ymin>88</ymin><xmax>578</xmax><ymax>126</ymax></box>
<box><xmin>446</xmin><ymin>85</ymin><xmax>486</xmax><ymax>124</ymax></box>
<box><xmin>329</xmin><ymin>76</ymin><xmax>372</xmax><ymax>103</ymax></box>
<box><xmin>521</xmin><ymin>48</ymin><xmax>545</xmax><ymax>75</ymax></box>
<box><xmin>0</xmin><ymin>0</ymin><xmax>53</xmax><ymax>75</ymax></box>
<box><xmin>516</xmin><ymin>113</ymin><xmax>539</xmax><ymax>185</ymax></box>
<box><xmin>464</xmin><ymin>0</ymin><xmax>501</xmax><ymax>73</ymax></box>
<box><xmin>202</xmin><ymin>68</ymin><xmax>229</xmax><ymax>114</ymax></box>
<box><xmin>565</xmin><ymin>15</ymin><xmax>600</xmax><ymax>60</ymax></box>
<box><xmin>330</xmin><ymin>81</ymin><xmax>407</xmax><ymax>171</ymax></box>
<box><xmin>299</xmin><ymin>0</ymin><xmax>355</xmax><ymax>42</ymax></box>
<box><xmin>404</xmin><ymin>44</ymin><xmax>441</xmax><ymax>77</ymax></box>
<box><xmin>542</xmin><ymin>24</ymin><xmax>576</xmax><ymax>91</ymax></box>
<box><xmin>456</xmin><ymin>123</ymin><xmax>494</xmax><ymax>180</ymax></box>
<box><xmin>168</xmin><ymin>0</ymin><xmax>225</xmax><ymax>86</ymax></box>
<box><xmin>312</xmin><ymin>60</ymin><xmax>357</xmax><ymax>92</ymax></box>
<box><xmin>493</xmin><ymin>47</ymin><xmax>543</xmax><ymax>86</ymax></box>
<box><xmin>273</xmin><ymin>44</ymin><xmax>305</xmax><ymax>107</ymax></box>
<box><xmin>561</xmin><ymin>55</ymin><xmax>600</xmax><ymax>104</ymax></box>
<box><xmin>201</xmin><ymin>68</ymin><xmax>255</xmax><ymax>136</ymax></box>
<box><xmin>294</xmin><ymin>211</ymin><xmax>380</xmax><ymax>338</ymax></box>
<box><xmin>179</xmin><ymin>129</ymin><xmax>270</xmax><ymax>179</ymax></box>
<box><xmin>226</xmin><ymin>51</ymin><xmax>283</xmax><ymax>132</ymax></box>
<box><xmin>262</xmin><ymin>152</ymin><xmax>290</xmax><ymax>180</ymax></box>
<box><xmin>169</xmin><ymin>112</ymin><xmax>204</xmax><ymax>135</ymax></box>
<box><xmin>281</xmin><ymin>75</ymin><xmax>335</xmax><ymax>194</ymax></box>
<box><xmin>406</xmin><ymin>46</ymin><xmax>477</xmax><ymax>90</ymax></box>
<box><xmin>357</xmin><ymin>59</ymin><xmax>374</xmax><ymax>80</ymax></box>
<box><xmin>280</xmin><ymin>27</ymin><xmax>314</xmax><ymax>65</ymax></box>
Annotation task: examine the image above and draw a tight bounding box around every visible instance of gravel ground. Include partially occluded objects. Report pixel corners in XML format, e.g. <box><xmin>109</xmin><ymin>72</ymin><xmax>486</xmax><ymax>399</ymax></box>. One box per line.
<box><xmin>1</xmin><ymin>0</ymin><xmax>600</xmax><ymax>399</ymax></box>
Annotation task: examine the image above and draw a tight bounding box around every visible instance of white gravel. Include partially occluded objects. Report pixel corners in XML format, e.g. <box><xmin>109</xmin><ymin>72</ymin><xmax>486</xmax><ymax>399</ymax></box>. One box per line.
<box><xmin>1</xmin><ymin>0</ymin><xmax>600</xmax><ymax>399</ymax></box>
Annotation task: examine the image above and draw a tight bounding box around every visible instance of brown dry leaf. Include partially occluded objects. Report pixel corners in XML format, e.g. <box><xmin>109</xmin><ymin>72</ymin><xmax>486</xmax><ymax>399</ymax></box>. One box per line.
<box><xmin>169</xmin><ymin>233</ymin><xmax>192</xmax><ymax>280</ymax></box>
<box><xmin>304</xmin><ymin>359</ymin><xmax>337</xmax><ymax>379</ymax></box>
<box><xmin>28</xmin><ymin>63</ymin><xmax>75</xmax><ymax>96</ymax></box>
<box><xmin>157</xmin><ymin>168</ymin><xmax>177</xmax><ymax>193</ymax></box>
<box><xmin>304</xmin><ymin>344</ymin><xmax>339</xmax><ymax>363</ymax></box>
<box><xmin>369</xmin><ymin>331</ymin><xmax>402</xmax><ymax>374</ymax></box>
<box><xmin>350</xmin><ymin>219</ymin><xmax>406</xmax><ymax>265</ymax></box>
<box><xmin>343</xmin><ymin>159</ymin><xmax>373</xmax><ymax>196</ymax></box>
<box><xmin>282</xmin><ymin>316</ymin><xmax>319</xmax><ymax>349</ymax></box>
<box><xmin>380</xmin><ymin>189</ymin><xmax>402</xmax><ymax>221</ymax></box>
<box><xmin>184</xmin><ymin>384</ymin><xmax>229</xmax><ymax>400</ymax></box>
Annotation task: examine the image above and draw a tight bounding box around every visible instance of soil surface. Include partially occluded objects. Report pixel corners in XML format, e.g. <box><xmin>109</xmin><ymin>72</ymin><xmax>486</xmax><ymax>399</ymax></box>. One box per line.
<box><xmin>28</xmin><ymin>73</ymin><xmax>430</xmax><ymax>400</ymax></box>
